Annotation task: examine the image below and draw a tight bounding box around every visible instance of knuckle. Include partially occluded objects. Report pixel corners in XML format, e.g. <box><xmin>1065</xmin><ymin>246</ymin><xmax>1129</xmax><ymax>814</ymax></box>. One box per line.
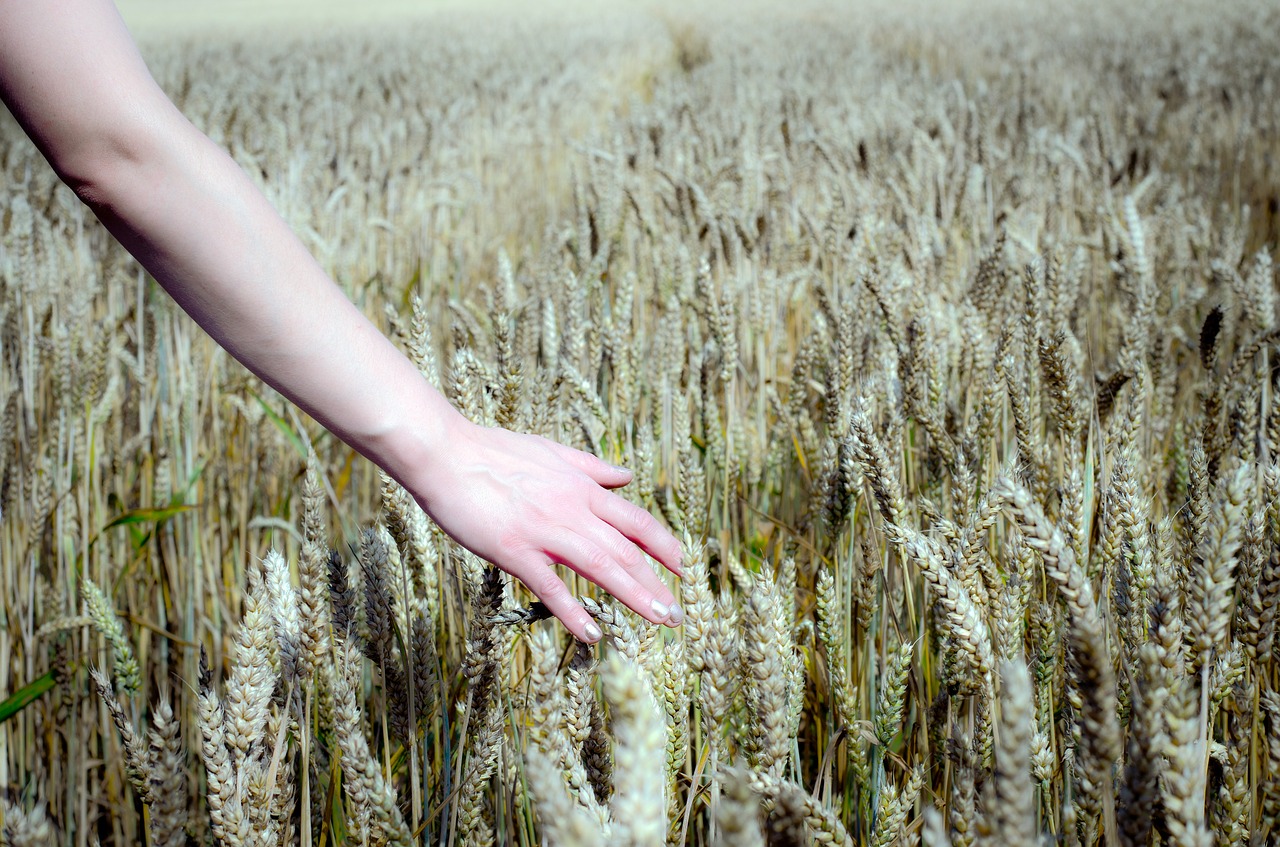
<box><xmin>527</xmin><ymin>566</ymin><xmax>566</xmax><ymax>600</ymax></box>
<box><xmin>666</xmin><ymin>537</ymin><xmax>684</xmax><ymax>561</ymax></box>
<box><xmin>617</xmin><ymin>542</ymin><xmax>646</xmax><ymax>570</ymax></box>
<box><xmin>627</xmin><ymin>504</ymin><xmax>657</xmax><ymax>535</ymax></box>
<box><xmin>584</xmin><ymin>547</ymin><xmax>613</xmax><ymax>574</ymax></box>
<box><xmin>524</xmin><ymin>500</ymin><xmax>558</xmax><ymax>527</ymax></box>
<box><xmin>497</xmin><ymin>532</ymin><xmax>525</xmax><ymax>559</ymax></box>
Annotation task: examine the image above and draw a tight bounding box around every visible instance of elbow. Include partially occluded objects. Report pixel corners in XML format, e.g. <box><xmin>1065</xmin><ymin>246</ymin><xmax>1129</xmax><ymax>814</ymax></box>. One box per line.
<box><xmin>48</xmin><ymin>111</ymin><xmax>177</xmax><ymax>212</ymax></box>
<box><xmin>53</xmin><ymin>135</ymin><xmax>149</xmax><ymax>211</ymax></box>
<box><xmin>55</xmin><ymin>159</ymin><xmax>110</xmax><ymax>209</ymax></box>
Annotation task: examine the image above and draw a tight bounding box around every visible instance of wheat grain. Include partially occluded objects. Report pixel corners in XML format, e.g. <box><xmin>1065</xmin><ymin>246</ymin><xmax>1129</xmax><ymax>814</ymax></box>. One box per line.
<box><xmin>81</xmin><ymin>577</ymin><xmax>141</xmax><ymax>697</ymax></box>
<box><xmin>0</xmin><ymin>800</ymin><xmax>53</xmax><ymax>847</ymax></box>
<box><xmin>330</xmin><ymin>638</ymin><xmax>412</xmax><ymax>847</ymax></box>
<box><xmin>605</xmin><ymin>654</ymin><xmax>668</xmax><ymax>847</ymax></box>
<box><xmin>144</xmin><ymin>692</ymin><xmax>188</xmax><ymax>847</ymax></box>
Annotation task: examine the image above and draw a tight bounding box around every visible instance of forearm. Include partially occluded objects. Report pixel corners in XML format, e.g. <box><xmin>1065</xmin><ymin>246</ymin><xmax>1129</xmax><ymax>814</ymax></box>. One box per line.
<box><xmin>82</xmin><ymin>132</ymin><xmax>687</xmax><ymax>636</ymax></box>
<box><xmin>0</xmin><ymin>0</ymin><xmax>460</xmax><ymax>487</ymax></box>
<box><xmin>0</xmin><ymin>0</ymin><xmax>685</xmax><ymax>641</ymax></box>
<box><xmin>84</xmin><ymin>115</ymin><xmax>464</xmax><ymax>483</ymax></box>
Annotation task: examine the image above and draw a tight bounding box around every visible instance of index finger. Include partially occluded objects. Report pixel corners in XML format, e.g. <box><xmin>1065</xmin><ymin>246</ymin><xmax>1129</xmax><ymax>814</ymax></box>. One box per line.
<box><xmin>591</xmin><ymin>491</ymin><xmax>684</xmax><ymax>576</ymax></box>
<box><xmin>515</xmin><ymin>555</ymin><xmax>603</xmax><ymax>643</ymax></box>
<box><xmin>546</xmin><ymin>441</ymin><xmax>633</xmax><ymax>489</ymax></box>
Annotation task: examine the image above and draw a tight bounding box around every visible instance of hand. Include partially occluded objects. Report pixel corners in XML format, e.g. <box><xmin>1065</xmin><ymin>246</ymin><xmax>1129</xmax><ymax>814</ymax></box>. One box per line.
<box><xmin>408</xmin><ymin>418</ymin><xmax>684</xmax><ymax>642</ymax></box>
<box><xmin>0</xmin><ymin>0</ymin><xmax>683</xmax><ymax>644</ymax></box>
<box><xmin>0</xmin><ymin>0</ymin><xmax>684</xmax><ymax>645</ymax></box>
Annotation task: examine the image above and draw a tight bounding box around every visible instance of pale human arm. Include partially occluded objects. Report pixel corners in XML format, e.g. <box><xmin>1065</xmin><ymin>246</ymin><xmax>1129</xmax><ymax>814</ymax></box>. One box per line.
<box><xmin>0</xmin><ymin>0</ymin><xmax>683</xmax><ymax>640</ymax></box>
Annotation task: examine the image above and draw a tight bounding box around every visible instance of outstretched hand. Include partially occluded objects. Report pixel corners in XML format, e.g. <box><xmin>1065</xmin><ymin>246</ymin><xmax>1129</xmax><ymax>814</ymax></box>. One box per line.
<box><xmin>0</xmin><ymin>0</ymin><xmax>682</xmax><ymax>645</ymax></box>
<box><xmin>408</xmin><ymin>418</ymin><xmax>684</xmax><ymax>643</ymax></box>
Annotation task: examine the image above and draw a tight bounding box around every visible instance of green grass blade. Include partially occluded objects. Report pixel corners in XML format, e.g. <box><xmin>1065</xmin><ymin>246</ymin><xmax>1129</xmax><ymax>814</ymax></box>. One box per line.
<box><xmin>0</xmin><ymin>671</ymin><xmax>57</xmax><ymax>724</ymax></box>
<box><xmin>101</xmin><ymin>504</ymin><xmax>197</xmax><ymax>531</ymax></box>
<box><xmin>249</xmin><ymin>388</ymin><xmax>309</xmax><ymax>458</ymax></box>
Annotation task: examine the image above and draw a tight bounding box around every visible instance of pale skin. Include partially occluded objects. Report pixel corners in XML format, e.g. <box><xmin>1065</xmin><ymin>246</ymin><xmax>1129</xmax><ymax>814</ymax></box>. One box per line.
<box><xmin>0</xmin><ymin>0</ymin><xmax>684</xmax><ymax>642</ymax></box>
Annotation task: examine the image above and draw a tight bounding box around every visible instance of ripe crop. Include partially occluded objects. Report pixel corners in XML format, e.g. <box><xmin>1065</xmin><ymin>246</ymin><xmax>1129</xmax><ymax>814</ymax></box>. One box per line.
<box><xmin>2</xmin><ymin>2</ymin><xmax>1278</xmax><ymax>845</ymax></box>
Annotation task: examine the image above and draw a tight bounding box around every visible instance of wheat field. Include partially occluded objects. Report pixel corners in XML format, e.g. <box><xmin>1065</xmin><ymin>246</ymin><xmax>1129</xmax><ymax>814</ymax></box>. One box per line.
<box><xmin>2</xmin><ymin>1</ymin><xmax>1279</xmax><ymax>845</ymax></box>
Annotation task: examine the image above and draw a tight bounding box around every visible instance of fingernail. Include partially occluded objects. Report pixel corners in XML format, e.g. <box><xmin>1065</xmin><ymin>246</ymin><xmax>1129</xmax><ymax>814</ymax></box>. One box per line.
<box><xmin>584</xmin><ymin>621</ymin><xmax>603</xmax><ymax>642</ymax></box>
<box><xmin>667</xmin><ymin>604</ymin><xmax>684</xmax><ymax>625</ymax></box>
<box><xmin>651</xmin><ymin>598</ymin><xmax>670</xmax><ymax>619</ymax></box>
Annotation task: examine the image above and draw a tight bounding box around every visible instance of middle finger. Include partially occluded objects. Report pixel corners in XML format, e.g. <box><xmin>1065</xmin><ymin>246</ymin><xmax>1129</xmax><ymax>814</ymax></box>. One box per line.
<box><xmin>543</xmin><ymin>531</ymin><xmax>676</xmax><ymax>627</ymax></box>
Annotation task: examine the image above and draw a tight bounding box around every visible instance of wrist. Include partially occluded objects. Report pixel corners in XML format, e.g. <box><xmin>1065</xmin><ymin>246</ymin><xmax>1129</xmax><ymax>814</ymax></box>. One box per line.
<box><xmin>378</xmin><ymin>384</ymin><xmax>474</xmax><ymax>502</ymax></box>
